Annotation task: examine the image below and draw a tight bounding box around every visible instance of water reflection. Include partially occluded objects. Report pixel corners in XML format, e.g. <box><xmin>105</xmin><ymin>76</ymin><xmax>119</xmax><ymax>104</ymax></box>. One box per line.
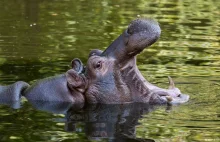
<box><xmin>30</xmin><ymin>101</ymin><xmax>166</xmax><ymax>142</ymax></box>
<box><xmin>24</xmin><ymin>0</ymin><xmax>41</xmax><ymax>23</ymax></box>
<box><xmin>0</xmin><ymin>99</ymin><xmax>164</xmax><ymax>142</ymax></box>
<box><xmin>0</xmin><ymin>100</ymin><xmax>20</xmax><ymax>109</ymax></box>
<box><xmin>0</xmin><ymin>0</ymin><xmax>219</xmax><ymax>141</ymax></box>
<box><xmin>0</xmin><ymin>100</ymin><xmax>166</xmax><ymax>141</ymax></box>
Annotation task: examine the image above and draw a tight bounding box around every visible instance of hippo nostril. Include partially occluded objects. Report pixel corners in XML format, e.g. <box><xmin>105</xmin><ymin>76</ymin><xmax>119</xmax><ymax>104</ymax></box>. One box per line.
<box><xmin>125</xmin><ymin>29</ymin><xmax>132</xmax><ymax>36</ymax></box>
<box><xmin>178</xmin><ymin>94</ymin><xmax>181</xmax><ymax>97</ymax></box>
<box><xmin>127</xmin><ymin>28</ymin><xmax>132</xmax><ymax>35</ymax></box>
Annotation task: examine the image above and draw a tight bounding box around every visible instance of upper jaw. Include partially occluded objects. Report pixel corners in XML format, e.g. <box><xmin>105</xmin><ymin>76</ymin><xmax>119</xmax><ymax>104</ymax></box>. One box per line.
<box><xmin>126</xmin><ymin>18</ymin><xmax>161</xmax><ymax>50</ymax></box>
<box><xmin>101</xmin><ymin>19</ymin><xmax>161</xmax><ymax>61</ymax></box>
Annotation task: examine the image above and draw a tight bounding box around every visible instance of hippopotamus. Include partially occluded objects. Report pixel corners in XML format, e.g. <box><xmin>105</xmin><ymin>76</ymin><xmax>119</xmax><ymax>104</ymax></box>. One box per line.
<box><xmin>0</xmin><ymin>18</ymin><xmax>189</xmax><ymax>106</ymax></box>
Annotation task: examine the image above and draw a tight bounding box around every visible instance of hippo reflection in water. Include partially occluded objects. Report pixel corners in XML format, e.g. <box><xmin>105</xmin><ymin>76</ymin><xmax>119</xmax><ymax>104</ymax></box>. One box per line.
<box><xmin>17</xmin><ymin>100</ymin><xmax>161</xmax><ymax>141</ymax></box>
<box><xmin>66</xmin><ymin>103</ymin><xmax>159</xmax><ymax>142</ymax></box>
<box><xmin>0</xmin><ymin>19</ymin><xmax>189</xmax><ymax>106</ymax></box>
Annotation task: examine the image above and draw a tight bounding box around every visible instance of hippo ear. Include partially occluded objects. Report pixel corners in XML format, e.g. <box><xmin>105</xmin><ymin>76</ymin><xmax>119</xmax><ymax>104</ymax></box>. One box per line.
<box><xmin>71</xmin><ymin>58</ymin><xmax>84</xmax><ymax>73</ymax></box>
<box><xmin>89</xmin><ymin>49</ymin><xmax>103</xmax><ymax>57</ymax></box>
<box><xmin>66</xmin><ymin>69</ymin><xmax>86</xmax><ymax>93</ymax></box>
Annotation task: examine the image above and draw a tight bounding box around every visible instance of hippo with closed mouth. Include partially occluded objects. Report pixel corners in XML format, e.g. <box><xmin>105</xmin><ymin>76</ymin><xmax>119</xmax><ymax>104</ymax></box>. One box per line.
<box><xmin>0</xmin><ymin>18</ymin><xmax>189</xmax><ymax>106</ymax></box>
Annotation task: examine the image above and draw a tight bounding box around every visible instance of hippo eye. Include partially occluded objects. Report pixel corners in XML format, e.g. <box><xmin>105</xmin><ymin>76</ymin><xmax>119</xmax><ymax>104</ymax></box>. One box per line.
<box><xmin>95</xmin><ymin>61</ymin><xmax>102</xmax><ymax>69</ymax></box>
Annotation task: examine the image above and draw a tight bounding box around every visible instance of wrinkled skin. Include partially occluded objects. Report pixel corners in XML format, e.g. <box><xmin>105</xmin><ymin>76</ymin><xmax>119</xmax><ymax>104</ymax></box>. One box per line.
<box><xmin>66</xmin><ymin>19</ymin><xmax>189</xmax><ymax>104</ymax></box>
<box><xmin>0</xmin><ymin>18</ymin><xmax>189</xmax><ymax>106</ymax></box>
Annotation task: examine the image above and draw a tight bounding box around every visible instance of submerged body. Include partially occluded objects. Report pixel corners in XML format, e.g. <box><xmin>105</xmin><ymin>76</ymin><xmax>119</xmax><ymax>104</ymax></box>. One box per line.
<box><xmin>24</xmin><ymin>74</ymin><xmax>84</xmax><ymax>104</ymax></box>
<box><xmin>0</xmin><ymin>18</ymin><xmax>189</xmax><ymax>106</ymax></box>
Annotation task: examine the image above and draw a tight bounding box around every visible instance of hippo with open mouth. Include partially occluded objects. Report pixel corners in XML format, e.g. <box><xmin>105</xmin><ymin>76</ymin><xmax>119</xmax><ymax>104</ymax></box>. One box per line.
<box><xmin>66</xmin><ymin>18</ymin><xmax>189</xmax><ymax>104</ymax></box>
<box><xmin>0</xmin><ymin>19</ymin><xmax>189</xmax><ymax>106</ymax></box>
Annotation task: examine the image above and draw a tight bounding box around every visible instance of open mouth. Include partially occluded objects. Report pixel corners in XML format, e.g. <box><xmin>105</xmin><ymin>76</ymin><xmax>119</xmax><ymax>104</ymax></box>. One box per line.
<box><xmin>83</xmin><ymin>18</ymin><xmax>189</xmax><ymax>104</ymax></box>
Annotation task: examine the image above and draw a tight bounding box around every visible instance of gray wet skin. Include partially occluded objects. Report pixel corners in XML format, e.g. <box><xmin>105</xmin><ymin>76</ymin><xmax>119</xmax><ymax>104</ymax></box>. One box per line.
<box><xmin>0</xmin><ymin>19</ymin><xmax>189</xmax><ymax>106</ymax></box>
<box><xmin>66</xmin><ymin>19</ymin><xmax>190</xmax><ymax>104</ymax></box>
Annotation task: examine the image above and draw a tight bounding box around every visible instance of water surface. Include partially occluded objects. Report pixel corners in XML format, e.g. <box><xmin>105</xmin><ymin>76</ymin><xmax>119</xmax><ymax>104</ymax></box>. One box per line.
<box><xmin>0</xmin><ymin>0</ymin><xmax>219</xmax><ymax>141</ymax></box>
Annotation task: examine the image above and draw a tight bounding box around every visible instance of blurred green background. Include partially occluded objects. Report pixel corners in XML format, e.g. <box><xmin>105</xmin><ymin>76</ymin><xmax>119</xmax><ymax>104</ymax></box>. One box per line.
<box><xmin>0</xmin><ymin>0</ymin><xmax>219</xmax><ymax>142</ymax></box>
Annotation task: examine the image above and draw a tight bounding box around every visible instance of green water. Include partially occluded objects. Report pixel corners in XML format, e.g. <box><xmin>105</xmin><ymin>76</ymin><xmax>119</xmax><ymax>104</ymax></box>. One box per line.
<box><xmin>0</xmin><ymin>0</ymin><xmax>219</xmax><ymax>141</ymax></box>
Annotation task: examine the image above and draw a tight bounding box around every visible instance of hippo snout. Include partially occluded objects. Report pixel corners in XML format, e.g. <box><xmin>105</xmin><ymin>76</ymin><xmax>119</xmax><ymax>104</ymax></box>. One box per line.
<box><xmin>102</xmin><ymin>18</ymin><xmax>161</xmax><ymax>63</ymax></box>
<box><xmin>169</xmin><ymin>94</ymin><xmax>190</xmax><ymax>105</ymax></box>
<box><xmin>127</xmin><ymin>18</ymin><xmax>161</xmax><ymax>36</ymax></box>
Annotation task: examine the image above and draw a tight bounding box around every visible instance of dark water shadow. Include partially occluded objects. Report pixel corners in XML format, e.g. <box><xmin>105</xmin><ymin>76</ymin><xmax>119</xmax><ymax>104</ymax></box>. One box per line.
<box><xmin>0</xmin><ymin>99</ymin><xmax>172</xmax><ymax>141</ymax></box>
<box><xmin>65</xmin><ymin>103</ymin><xmax>165</xmax><ymax>142</ymax></box>
<box><xmin>0</xmin><ymin>100</ymin><xmax>21</xmax><ymax>109</ymax></box>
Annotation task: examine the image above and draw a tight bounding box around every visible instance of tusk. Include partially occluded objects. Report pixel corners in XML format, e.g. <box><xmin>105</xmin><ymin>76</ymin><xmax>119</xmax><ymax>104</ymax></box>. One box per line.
<box><xmin>165</xmin><ymin>96</ymin><xmax>173</xmax><ymax>102</ymax></box>
<box><xmin>168</xmin><ymin>76</ymin><xmax>175</xmax><ymax>89</ymax></box>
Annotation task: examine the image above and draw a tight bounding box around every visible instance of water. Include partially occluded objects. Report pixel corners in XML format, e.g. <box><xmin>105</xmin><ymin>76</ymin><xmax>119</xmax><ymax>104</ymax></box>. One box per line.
<box><xmin>0</xmin><ymin>0</ymin><xmax>219</xmax><ymax>141</ymax></box>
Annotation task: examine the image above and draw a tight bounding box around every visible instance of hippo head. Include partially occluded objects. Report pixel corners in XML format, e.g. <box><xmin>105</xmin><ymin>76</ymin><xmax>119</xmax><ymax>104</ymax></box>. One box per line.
<box><xmin>66</xmin><ymin>19</ymin><xmax>189</xmax><ymax>105</ymax></box>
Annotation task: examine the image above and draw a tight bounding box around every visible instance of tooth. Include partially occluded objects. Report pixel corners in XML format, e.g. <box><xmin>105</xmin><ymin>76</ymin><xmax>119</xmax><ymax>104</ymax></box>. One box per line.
<box><xmin>168</xmin><ymin>76</ymin><xmax>175</xmax><ymax>89</ymax></box>
<box><xmin>166</xmin><ymin>96</ymin><xmax>173</xmax><ymax>102</ymax></box>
